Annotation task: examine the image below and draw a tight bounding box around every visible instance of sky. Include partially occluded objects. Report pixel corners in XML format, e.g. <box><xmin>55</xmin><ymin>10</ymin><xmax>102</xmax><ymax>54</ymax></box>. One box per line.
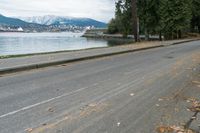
<box><xmin>0</xmin><ymin>0</ymin><xmax>116</xmax><ymax>22</ymax></box>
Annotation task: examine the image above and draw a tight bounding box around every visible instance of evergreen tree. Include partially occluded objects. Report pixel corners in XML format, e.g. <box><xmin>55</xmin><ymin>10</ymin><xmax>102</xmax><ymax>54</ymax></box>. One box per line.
<box><xmin>191</xmin><ymin>0</ymin><xmax>200</xmax><ymax>33</ymax></box>
<box><xmin>160</xmin><ymin>0</ymin><xmax>192</xmax><ymax>39</ymax></box>
<box><xmin>108</xmin><ymin>0</ymin><xmax>197</xmax><ymax>40</ymax></box>
<box><xmin>108</xmin><ymin>0</ymin><xmax>132</xmax><ymax>37</ymax></box>
<box><xmin>116</xmin><ymin>0</ymin><xmax>133</xmax><ymax>37</ymax></box>
<box><xmin>107</xmin><ymin>19</ymin><xmax>118</xmax><ymax>34</ymax></box>
<box><xmin>138</xmin><ymin>0</ymin><xmax>161</xmax><ymax>40</ymax></box>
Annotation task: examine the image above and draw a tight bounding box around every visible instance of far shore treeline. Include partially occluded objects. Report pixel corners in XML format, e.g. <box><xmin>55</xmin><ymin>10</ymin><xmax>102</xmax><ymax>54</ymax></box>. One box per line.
<box><xmin>108</xmin><ymin>0</ymin><xmax>200</xmax><ymax>40</ymax></box>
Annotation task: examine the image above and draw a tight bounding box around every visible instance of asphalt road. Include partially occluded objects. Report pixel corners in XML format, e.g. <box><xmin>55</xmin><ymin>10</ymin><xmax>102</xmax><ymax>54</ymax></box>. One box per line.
<box><xmin>0</xmin><ymin>41</ymin><xmax>200</xmax><ymax>133</ymax></box>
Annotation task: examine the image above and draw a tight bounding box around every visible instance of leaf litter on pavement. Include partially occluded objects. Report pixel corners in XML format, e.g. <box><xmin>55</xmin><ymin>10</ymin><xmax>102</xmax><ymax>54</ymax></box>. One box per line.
<box><xmin>156</xmin><ymin>99</ymin><xmax>200</xmax><ymax>133</ymax></box>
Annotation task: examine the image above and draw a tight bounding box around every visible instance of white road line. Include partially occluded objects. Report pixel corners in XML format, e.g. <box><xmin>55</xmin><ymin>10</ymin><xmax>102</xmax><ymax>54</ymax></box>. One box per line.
<box><xmin>0</xmin><ymin>78</ymin><xmax>110</xmax><ymax>119</ymax></box>
<box><xmin>0</xmin><ymin>68</ymin><xmax>143</xmax><ymax>119</ymax></box>
<box><xmin>0</xmin><ymin>87</ymin><xmax>88</xmax><ymax>119</ymax></box>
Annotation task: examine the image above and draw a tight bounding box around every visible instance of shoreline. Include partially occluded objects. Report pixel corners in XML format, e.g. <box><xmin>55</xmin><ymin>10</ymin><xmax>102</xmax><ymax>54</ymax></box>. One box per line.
<box><xmin>0</xmin><ymin>37</ymin><xmax>199</xmax><ymax>59</ymax></box>
<box><xmin>0</xmin><ymin>38</ymin><xmax>199</xmax><ymax>75</ymax></box>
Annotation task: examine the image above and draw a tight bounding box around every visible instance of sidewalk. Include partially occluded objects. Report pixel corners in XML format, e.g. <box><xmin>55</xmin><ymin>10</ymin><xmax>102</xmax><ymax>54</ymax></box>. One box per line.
<box><xmin>0</xmin><ymin>38</ymin><xmax>199</xmax><ymax>74</ymax></box>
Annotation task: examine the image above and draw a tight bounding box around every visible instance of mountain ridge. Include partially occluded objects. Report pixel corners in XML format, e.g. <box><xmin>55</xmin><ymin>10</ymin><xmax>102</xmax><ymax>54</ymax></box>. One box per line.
<box><xmin>18</xmin><ymin>15</ymin><xmax>107</xmax><ymax>28</ymax></box>
<box><xmin>0</xmin><ymin>15</ymin><xmax>30</xmax><ymax>27</ymax></box>
<box><xmin>0</xmin><ymin>14</ymin><xmax>107</xmax><ymax>32</ymax></box>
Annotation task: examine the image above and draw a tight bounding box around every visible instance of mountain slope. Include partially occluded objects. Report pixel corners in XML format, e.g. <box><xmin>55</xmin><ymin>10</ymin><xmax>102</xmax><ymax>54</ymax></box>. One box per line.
<box><xmin>0</xmin><ymin>14</ymin><xmax>48</xmax><ymax>32</ymax></box>
<box><xmin>19</xmin><ymin>15</ymin><xmax>107</xmax><ymax>28</ymax></box>
<box><xmin>0</xmin><ymin>14</ymin><xmax>29</xmax><ymax>27</ymax></box>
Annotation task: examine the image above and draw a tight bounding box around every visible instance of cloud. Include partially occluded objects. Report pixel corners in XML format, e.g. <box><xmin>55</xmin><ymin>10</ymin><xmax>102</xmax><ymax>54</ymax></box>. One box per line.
<box><xmin>0</xmin><ymin>0</ymin><xmax>115</xmax><ymax>22</ymax></box>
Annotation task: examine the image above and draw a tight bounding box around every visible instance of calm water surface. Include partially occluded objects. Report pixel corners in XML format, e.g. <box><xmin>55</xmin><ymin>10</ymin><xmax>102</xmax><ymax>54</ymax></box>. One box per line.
<box><xmin>0</xmin><ymin>32</ymin><xmax>132</xmax><ymax>56</ymax></box>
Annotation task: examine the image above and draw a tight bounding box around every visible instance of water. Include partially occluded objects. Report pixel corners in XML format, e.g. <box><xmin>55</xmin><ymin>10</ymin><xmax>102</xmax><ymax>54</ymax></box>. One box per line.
<box><xmin>0</xmin><ymin>32</ymin><xmax>133</xmax><ymax>56</ymax></box>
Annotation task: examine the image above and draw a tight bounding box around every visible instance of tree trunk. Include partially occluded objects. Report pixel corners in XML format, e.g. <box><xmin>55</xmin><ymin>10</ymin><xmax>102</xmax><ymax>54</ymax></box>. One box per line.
<box><xmin>178</xmin><ymin>30</ymin><xmax>182</xmax><ymax>39</ymax></box>
<box><xmin>159</xmin><ymin>31</ymin><xmax>162</xmax><ymax>41</ymax></box>
<box><xmin>198</xmin><ymin>25</ymin><xmax>200</xmax><ymax>33</ymax></box>
<box><xmin>144</xmin><ymin>27</ymin><xmax>148</xmax><ymax>41</ymax></box>
<box><xmin>131</xmin><ymin>0</ymin><xmax>139</xmax><ymax>42</ymax></box>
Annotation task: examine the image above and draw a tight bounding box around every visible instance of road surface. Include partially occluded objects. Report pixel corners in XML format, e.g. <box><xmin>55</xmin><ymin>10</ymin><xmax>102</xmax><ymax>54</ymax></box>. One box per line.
<box><xmin>0</xmin><ymin>41</ymin><xmax>200</xmax><ymax>133</ymax></box>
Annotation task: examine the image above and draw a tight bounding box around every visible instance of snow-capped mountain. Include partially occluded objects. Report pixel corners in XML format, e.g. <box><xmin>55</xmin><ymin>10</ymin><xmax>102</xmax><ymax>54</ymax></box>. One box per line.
<box><xmin>18</xmin><ymin>15</ymin><xmax>107</xmax><ymax>28</ymax></box>
<box><xmin>0</xmin><ymin>14</ymin><xmax>48</xmax><ymax>32</ymax></box>
<box><xmin>18</xmin><ymin>15</ymin><xmax>65</xmax><ymax>25</ymax></box>
<box><xmin>0</xmin><ymin>14</ymin><xmax>107</xmax><ymax>32</ymax></box>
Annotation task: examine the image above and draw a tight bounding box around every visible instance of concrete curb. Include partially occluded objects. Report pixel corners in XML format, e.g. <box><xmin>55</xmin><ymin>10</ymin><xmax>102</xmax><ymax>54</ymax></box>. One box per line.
<box><xmin>0</xmin><ymin>39</ymin><xmax>199</xmax><ymax>75</ymax></box>
<box><xmin>171</xmin><ymin>38</ymin><xmax>200</xmax><ymax>45</ymax></box>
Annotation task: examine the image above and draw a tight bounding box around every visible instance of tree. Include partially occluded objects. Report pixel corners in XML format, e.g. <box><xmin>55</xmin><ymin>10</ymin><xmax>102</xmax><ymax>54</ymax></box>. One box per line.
<box><xmin>160</xmin><ymin>0</ymin><xmax>192</xmax><ymax>39</ymax></box>
<box><xmin>107</xmin><ymin>19</ymin><xmax>118</xmax><ymax>34</ymax></box>
<box><xmin>191</xmin><ymin>0</ymin><xmax>200</xmax><ymax>33</ymax></box>
<box><xmin>131</xmin><ymin>0</ymin><xmax>139</xmax><ymax>41</ymax></box>
<box><xmin>138</xmin><ymin>0</ymin><xmax>161</xmax><ymax>40</ymax></box>
<box><xmin>108</xmin><ymin>0</ymin><xmax>133</xmax><ymax>38</ymax></box>
<box><xmin>108</xmin><ymin>0</ymin><xmax>197</xmax><ymax>40</ymax></box>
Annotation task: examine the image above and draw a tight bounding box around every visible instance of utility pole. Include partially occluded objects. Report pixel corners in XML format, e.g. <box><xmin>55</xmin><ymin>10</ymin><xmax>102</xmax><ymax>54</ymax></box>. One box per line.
<box><xmin>131</xmin><ymin>0</ymin><xmax>139</xmax><ymax>42</ymax></box>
